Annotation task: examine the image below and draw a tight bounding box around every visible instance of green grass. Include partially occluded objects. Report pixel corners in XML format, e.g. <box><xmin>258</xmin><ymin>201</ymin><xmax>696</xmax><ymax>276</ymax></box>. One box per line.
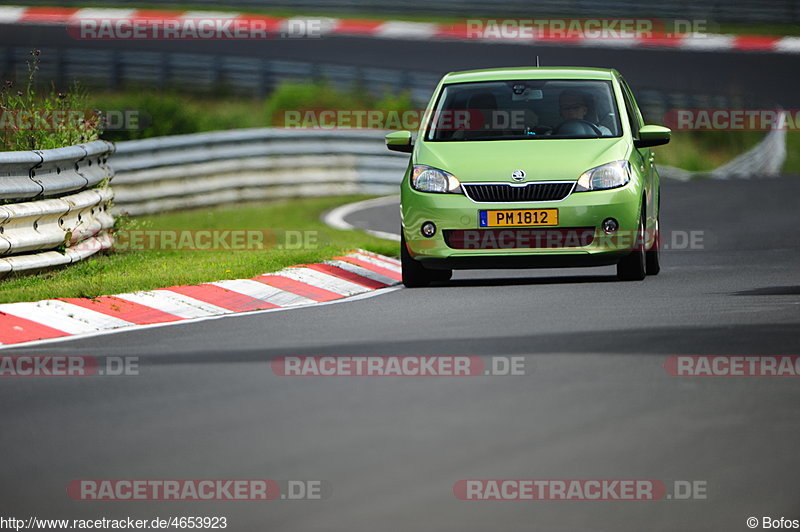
<box><xmin>715</xmin><ymin>23</ymin><xmax>800</xmax><ymax>37</ymax></box>
<box><xmin>657</xmin><ymin>130</ymin><xmax>763</xmax><ymax>172</ymax></box>
<box><xmin>0</xmin><ymin>196</ymin><xmax>398</xmax><ymax>304</ymax></box>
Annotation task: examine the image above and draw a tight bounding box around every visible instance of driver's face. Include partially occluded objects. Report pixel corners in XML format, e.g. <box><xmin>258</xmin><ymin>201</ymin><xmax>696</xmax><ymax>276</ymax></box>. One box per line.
<box><xmin>560</xmin><ymin>98</ymin><xmax>587</xmax><ymax>121</ymax></box>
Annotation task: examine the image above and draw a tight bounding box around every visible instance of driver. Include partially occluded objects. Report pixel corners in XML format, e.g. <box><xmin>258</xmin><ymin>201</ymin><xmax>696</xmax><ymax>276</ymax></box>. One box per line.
<box><xmin>558</xmin><ymin>90</ymin><xmax>611</xmax><ymax>135</ymax></box>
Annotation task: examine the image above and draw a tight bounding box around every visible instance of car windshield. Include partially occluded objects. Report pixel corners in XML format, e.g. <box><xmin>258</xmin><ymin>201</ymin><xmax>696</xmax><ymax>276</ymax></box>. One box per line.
<box><xmin>426</xmin><ymin>79</ymin><xmax>622</xmax><ymax>141</ymax></box>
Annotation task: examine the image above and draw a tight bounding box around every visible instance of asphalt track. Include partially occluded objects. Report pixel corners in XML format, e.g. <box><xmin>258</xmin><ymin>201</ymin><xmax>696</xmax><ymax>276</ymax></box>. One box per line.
<box><xmin>2</xmin><ymin>25</ymin><xmax>800</xmax><ymax>106</ymax></box>
<box><xmin>0</xmin><ymin>175</ymin><xmax>798</xmax><ymax>531</ymax></box>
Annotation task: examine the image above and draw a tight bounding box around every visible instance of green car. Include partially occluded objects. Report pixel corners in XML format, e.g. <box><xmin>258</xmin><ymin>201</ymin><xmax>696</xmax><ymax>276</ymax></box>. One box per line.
<box><xmin>386</xmin><ymin>67</ymin><xmax>671</xmax><ymax>287</ymax></box>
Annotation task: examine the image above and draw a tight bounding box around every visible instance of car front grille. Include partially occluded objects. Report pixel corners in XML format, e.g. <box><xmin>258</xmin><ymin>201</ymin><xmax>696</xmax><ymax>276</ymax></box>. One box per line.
<box><xmin>462</xmin><ymin>182</ymin><xmax>574</xmax><ymax>203</ymax></box>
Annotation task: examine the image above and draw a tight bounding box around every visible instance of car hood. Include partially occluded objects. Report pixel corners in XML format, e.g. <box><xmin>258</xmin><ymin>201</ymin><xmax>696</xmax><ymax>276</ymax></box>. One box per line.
<box><xmin>414</xmin><ymin>137</ymin><xmax>631</xmax><ymax>183</ymax></box>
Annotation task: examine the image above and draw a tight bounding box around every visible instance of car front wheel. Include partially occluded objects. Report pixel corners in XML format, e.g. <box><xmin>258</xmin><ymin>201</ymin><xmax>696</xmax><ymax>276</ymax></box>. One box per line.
<box><xmin>617</xmin><ymin>206</ymin><xmax>647</xmax><ymax>281</ymax></box>
<box><xmin>401</xmin><ymin>232</ymin><xmax>437</xmax><ymax>287</ymax></box>
<box><xmin>645</xmin><ymin>213</ymin><xmax>661</xmax><ymax>276</ymax></box>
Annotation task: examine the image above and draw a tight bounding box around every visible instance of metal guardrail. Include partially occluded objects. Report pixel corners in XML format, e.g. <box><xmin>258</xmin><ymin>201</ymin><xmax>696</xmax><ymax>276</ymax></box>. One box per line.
<box><xmin>1</xmin><ymin>140</ymin><xmax>115</xmax><ymax>200</ymax></box>
<box><xmin>111</xmin><ymin>129</ymin><xmax>408</xmax><ymax>215</ymax></box>
<box><xmin>0</xmin><ymin>140</ymin><xmax>115</xmax><ymax>275</ymax></box>
<box><xmin>0</xmin><ymin>46</ymin><xmax>442</xmax><ymax>105</ymax></box>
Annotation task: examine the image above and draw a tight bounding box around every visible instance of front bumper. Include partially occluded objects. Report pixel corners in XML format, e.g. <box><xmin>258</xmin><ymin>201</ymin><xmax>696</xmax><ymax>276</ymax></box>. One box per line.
<box><xmin>401</xmin><ymin>181</ymin><xmax>642</xmax><ymax>270</ymax></box>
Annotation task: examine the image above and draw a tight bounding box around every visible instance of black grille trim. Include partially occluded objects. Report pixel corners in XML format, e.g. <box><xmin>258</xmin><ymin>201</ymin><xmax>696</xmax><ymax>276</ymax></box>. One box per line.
<box><xmin>463</xmin><ymin>182</ymin><xmax>575</xmax><ymax>203</ymax></box>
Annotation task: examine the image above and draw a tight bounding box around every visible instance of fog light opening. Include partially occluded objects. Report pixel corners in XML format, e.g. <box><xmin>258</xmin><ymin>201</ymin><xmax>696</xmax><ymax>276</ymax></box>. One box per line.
<box><xmin>421</xmin><ymin>221</ymin><xmax>437</xmax><ymax>238</ymax></box>
<box><xmin>602</xmin><ymin>218</ymin><xmax>619</xmax><ymax>234</ymax></box>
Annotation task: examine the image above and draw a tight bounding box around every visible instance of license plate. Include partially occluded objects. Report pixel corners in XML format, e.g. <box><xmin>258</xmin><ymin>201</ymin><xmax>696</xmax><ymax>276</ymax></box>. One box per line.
<box><xmin>479</xmin><ymin>209</ymin><xmax>558</xmax><ymax>227</ymax></box>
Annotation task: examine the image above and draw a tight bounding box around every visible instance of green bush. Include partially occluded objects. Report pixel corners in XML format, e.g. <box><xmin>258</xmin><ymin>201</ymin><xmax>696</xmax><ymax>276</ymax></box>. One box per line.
<box><xmin>264</xmin><ymin>81</ymin><xmax>363</xmax><ymax>125</ymax></box>
<box><xmin>264</xmin><ymin>80</ymin><xmax>415</xmax><ymax>127</ymax></box>
<box><xmin>91</xmin><ymin>79</ymin><xmax>419</xmax><ymax>140</ymax></box>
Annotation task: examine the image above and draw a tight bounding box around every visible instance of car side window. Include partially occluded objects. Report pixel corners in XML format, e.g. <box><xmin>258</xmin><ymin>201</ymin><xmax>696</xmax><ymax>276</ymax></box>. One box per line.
<box><xmin>619</xmin><ymin>80</ymin><xmax>642</xmax><ymax>140</ymax></box>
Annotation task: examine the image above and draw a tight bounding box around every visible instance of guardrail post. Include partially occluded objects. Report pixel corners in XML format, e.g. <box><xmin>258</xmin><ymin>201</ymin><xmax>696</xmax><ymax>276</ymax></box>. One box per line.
<box><xmin>159</xmin><ymin>52</ymin><xmax>169</xmax><ymax>90</ymax></box>
<box><xmin>111</xmin><ymin>51</ymin><xmax>122</xmax><ymax>91</ymax></box>
<box><xmin>2</xmin><ymin>46</ymin><xmax>11</xmax><ymax>81</ymax></box>
<box><xmin>56</xmin><ymin>48</ymin><xmax>65</xmax><ymax>89</ymax></box>
<box><xmin>213</xmin><ymin>55</ymin><xmax>224</xmax><ymax>92</ymax></box>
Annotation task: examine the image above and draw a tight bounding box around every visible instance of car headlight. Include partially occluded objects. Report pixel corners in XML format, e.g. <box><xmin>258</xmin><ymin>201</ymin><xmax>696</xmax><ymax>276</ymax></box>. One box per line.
<box><xmin>575</xmin><ymin>161</ymin><xmax>631</xmax><ymax>192</ymax></box>
<box><xmin>411</xmin><ymin>165</ymin><xmax>463</xmax><ymax>194</ymax></box>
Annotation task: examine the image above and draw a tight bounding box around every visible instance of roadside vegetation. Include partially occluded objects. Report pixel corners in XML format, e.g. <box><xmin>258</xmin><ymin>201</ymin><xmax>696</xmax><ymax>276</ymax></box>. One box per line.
<box><xmin>91</xmin><ymin>81</ymin><xmax>414</xmax><ymax>141</ymax></box>
<box><xmin>657</xmin><ymin>130</ymin><xmax>759</xmax><ymax>171</ymax></box>
<box><xmin>0</xmin><ymin>50</ymin><xmax>103</xmax><ymax>151</ymax></box>
<box><xmin>0</xmin><ymin>196</ymin><xmax>397</xmax><ymax>304</ymax></box>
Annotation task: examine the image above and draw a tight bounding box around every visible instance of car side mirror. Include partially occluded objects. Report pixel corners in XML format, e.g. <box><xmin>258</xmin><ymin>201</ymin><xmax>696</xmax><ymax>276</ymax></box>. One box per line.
<box><xmin>635</xmin><ymin>125</ymin><xmax>671</xmax><ymax>148</ymax></box>
<box><xmin>385</xmin><ymin>131</ymin><xmax>414</xmax><ymax>153</ymax></box>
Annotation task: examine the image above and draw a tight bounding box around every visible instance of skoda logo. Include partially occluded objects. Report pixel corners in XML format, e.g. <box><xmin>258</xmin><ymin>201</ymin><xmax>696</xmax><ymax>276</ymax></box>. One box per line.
<box><xmin>511</xmin><ymin>169</ymin><xmax>526</xmax><ymax>181</ymax></box>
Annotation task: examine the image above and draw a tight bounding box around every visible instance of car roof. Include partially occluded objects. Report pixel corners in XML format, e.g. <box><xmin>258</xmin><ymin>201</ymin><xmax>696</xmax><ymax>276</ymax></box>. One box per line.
<box><xmin>441</xmin><ymin>67</ymin><xmax>619</xmax><ymax>84</ymax></box>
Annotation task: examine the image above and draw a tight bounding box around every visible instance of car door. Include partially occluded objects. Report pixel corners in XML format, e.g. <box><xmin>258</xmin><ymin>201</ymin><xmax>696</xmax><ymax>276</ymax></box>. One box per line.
<box><xmin>620</xmin><ymin>78</ymin><xmax>655</xmax><ymax>240</ymax></box>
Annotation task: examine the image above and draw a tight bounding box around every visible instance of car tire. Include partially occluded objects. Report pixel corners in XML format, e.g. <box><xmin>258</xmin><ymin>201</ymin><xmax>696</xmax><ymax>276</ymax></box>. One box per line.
<box><xmin>645</xmin><ymin>213</ymin><xmax>661</xmax><ymax>276</ymax></box>
<box><xmin>401</xmin><ymin>232</ymin><xmax>433</xmax><ymax>288</ymax></box>
<box><xmin>617</xmin><ymin>204</ymin><xmax>647</xmax><ymax>281</ymax></box>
